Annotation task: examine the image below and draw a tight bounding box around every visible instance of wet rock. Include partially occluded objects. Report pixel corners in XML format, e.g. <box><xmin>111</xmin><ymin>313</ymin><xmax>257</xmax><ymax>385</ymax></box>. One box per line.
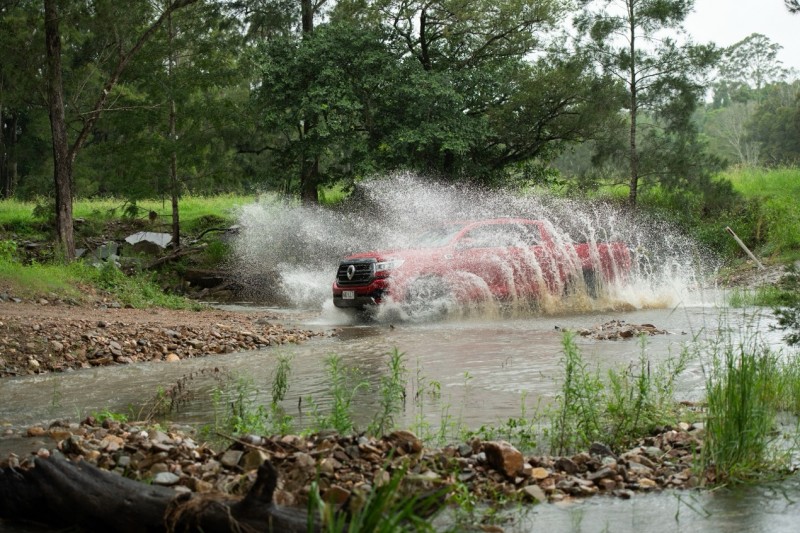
<box><xmin>153</xmin><ymin>472</ymin><xmax>181</xmax><ymax>486</ymax></box>
<box><xmin>241</xmin><ymin>449</ymin><xmax>269</xmax><ymax>472</ymax></box>
<box><xmin>553</xmin><ymin>457</ymin><xmax>578</xmax><ymax>474</ymax></box>
<box><xmin>324</xmin><ymin>485</ymin><xmax>351</xmax><ymax>505</ymax></box>
<box><xmin>520</xmin><ymin>484</ymin><xmax>547</xmax><ymax>503</ymax></box>
<box><xmin>530</xmin><ymin>467</ymin><xmax>550</xmax><ymax>481</ymax></box>
<box><xmin>589</xmin><ymin>442</ymin><xmax>615</xmax><ymax>458</ymax></box>
<box><xmin>26</xmin><ymin>426</ymin><xmax>46</xmax><ymax>438</ymax></box>
<box><xmin>483</xmin><ymin>441</ymin><xmax>524</xmax><ymax>478</ymax></box>
<box><xmin>220</xmin><ymin>450</ymin><xmax>244</xmax><ymax>469</ymax></box>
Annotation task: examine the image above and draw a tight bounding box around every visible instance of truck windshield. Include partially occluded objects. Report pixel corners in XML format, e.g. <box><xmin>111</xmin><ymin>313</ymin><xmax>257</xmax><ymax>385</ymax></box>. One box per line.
<box><xmin>412</xmin><ymin>224</ymin><xmax>465</xmax><ymax>248</ymax></box>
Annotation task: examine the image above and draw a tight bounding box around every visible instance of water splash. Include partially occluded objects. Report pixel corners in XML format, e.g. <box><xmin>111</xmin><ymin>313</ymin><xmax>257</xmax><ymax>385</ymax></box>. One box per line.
<box><xmin>230</xmin><ymin>174</ymin><xmax>716</xmax><ymax>318</ymax></box>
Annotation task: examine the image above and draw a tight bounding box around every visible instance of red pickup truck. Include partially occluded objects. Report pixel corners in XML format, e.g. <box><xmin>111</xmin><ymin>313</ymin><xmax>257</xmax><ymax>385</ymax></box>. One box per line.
<box><xmin>332</xmin><ymin>218</ymin><xmax>631</xmax><ymax>315</ymax></box>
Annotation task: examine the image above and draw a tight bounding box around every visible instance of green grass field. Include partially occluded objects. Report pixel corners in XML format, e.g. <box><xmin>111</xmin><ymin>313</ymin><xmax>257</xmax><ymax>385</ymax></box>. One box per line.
<box><xmin>722</xmin><ymin>167</ymin><xmax>800</xmax><ymax>260</ymax></box>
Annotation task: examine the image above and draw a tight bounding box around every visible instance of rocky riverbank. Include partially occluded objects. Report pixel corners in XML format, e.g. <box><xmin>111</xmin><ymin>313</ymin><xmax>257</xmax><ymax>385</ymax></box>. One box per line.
<box><xmin>3</xmin><ymin>416</ymin><xmax>706</xmax><ymax>526</ymax></box>
<box><xmin>0</xmin><ymin>298</ymin><xmax>325</xmax><ymax>378</ymax></box>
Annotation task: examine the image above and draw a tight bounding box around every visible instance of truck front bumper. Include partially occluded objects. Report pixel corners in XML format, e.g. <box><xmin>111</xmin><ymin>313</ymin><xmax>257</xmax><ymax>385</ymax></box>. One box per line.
<box><xmin>332</xmin><ymin>281</ymin><xmax>389</xmax><ymax>308</ymax></box>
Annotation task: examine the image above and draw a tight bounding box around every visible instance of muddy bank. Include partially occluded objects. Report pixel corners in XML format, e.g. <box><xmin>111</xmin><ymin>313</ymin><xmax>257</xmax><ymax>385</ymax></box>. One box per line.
<box><xmin>0</xmin><ymin>299</ymin><xmax>326</xmax><ymax>378</ymax></box>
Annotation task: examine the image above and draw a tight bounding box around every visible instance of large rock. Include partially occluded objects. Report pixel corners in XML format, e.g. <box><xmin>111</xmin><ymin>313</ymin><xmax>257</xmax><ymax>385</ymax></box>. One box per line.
<box><xmin>483</xmin><ymin>440</ymin><xmax>524</xmax><ymax>478</ymax></box>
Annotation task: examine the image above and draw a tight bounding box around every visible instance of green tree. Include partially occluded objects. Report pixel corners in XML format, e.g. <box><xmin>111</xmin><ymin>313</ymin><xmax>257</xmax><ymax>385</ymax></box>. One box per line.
<box><xmin>746</xmin><ymin>81</ymin><xmax>800</xmax><ymax>165</ymax></box>
<box><xmin>713</xmin><ymin>33</ymin><xmax>787</xmax><ymax>107</ymax></box>
<box><xmin>576</xmin><ymin>0</ymin><xmax>719</xmax><ymax>208</ymax></box>
<box><xmin>252</xmin><ymin>0</ymin><xmax>623</xmax><ymax>197</ymax></box>
<box><xmin>787</xmin><ymin>0</ymin><xmax>800</xmax><ymax>14</ymax></box>
<box><xmin>42</xmin><ymin>0</ymin><xmax>199</xmax><ymax>261</ymax></box>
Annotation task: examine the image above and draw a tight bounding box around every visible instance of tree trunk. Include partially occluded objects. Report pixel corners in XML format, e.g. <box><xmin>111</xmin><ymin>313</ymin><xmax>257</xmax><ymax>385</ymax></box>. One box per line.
<box><xmin>0</xmin><ymin>455</ymin><xmax>315</xmax><ymax>532</ymax></box>
<box><xmin>44</xmin><ymin>0</ymin><xmax>75</xmax><ymax>261</ymax></box>
<box><xmin>627</xmin><ymin>0</ymin><xmax>639</xmax><ymax>210</ymax></box>
<box><xmin>168</xmin><ymin>12</ymin><xmax>180</xmax><ymax>248</ymax></box>
<box><xmin>299</xmin><ymin>0</ymin><xmax>319</xmax><ymax>204</ymax></box>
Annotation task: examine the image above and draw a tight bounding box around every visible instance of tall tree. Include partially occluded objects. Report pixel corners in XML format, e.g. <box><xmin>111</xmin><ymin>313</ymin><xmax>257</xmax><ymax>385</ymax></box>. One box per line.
<box><xmin>714</xmin><ymin>32</ymin><xmax>787</xmax><ymax>106</ymax></box>
<box><xmin>576</xmin><ymin>0</ymin><xmax>718</xmax><ymax>208</ymax></box>
<box><xmin>42</xmin><ymin>0</ymin><xmax>198</xmax><ymax>261</ymax></box>
<box><xmin>746</xmin><ymin>81</ymin><xmax>800</xmax><ymax>165</ymax></box>
<box><xmin>787</xmin><ymin>0</ymin><xmax>800</xmax><ymax>14</ymax></box>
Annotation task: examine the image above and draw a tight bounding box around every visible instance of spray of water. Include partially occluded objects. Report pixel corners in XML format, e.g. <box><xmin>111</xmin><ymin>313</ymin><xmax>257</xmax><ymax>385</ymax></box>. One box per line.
<box><xmin>230</xmin><ymin>174</ymin><xmax>717</xmax><ymax>320</ymax></box>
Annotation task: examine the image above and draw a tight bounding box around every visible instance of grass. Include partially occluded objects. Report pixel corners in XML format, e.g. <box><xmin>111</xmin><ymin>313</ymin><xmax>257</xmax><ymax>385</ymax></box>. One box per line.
<box><xmin>0</xmin><ymin>194</ymin><xmax>255</xmax><ymax>239</ymax></box>
<box><xmin>699</xmin><ymin>334</ymin><xmax>792</xmax><ymax>484</ymax></box>
<box><xmin>0</xmin><ymin>240</ymin><xmax>197</xmax><ymax>309</ymax></box>
<box><xmin>549</xmin><ymin>332</ymin><xmax>688</xmax><ymax>456</ymax></box>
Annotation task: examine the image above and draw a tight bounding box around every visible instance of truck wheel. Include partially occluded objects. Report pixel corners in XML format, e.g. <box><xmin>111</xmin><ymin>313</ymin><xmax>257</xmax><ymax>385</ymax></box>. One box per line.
<box><xmin>583</xmin><ymin>270</ymin><xmax>600</xmax><ymax>298</ymax></box>
<box><xmin>405</xmin><ymin>277</ymin><xmax>453</xmax><ymax>320</ymax></box>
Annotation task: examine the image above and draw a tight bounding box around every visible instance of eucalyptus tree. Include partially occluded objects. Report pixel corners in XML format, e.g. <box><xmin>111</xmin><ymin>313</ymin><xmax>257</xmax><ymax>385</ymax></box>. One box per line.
<box><xmin>714</xmin><ymin>33</ymin><xmax>788</xmax><ymax>106</ymax></box>
<box><xmin>43</xmin><ymin>0</ymin><xmax>199</xmax><ymax>260</ymax></box>
<box><xmin>575</xmin><ymin>0</ymin><xmax>719</xmax><ymax>208</ymax></box>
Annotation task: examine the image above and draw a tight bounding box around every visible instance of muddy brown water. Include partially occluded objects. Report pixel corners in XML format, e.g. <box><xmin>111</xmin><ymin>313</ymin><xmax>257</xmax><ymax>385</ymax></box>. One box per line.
<box><xmin>1</xmin><ymin>298</ymin><xmax>798</xmax><ymax>532</ymax></box>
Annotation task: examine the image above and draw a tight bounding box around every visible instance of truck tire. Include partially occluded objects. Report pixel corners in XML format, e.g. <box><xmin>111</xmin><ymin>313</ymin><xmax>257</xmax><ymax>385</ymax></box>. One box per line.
<box><xmin>583</xmin><ymin>269</ymin><xmax>600</xmax><ymax>298</ymax></box>
<box><xmin>405</xmin><ymin>277</ymin><xmax>453</xmax><ymax>320</ymax></box>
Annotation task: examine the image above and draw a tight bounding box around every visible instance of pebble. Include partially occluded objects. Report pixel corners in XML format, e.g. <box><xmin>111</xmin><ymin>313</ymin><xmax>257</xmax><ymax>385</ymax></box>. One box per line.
<box><xmin>3</xmin><ymin>420</ymin><xmax>708</xmax><ymax>516</ymax></box>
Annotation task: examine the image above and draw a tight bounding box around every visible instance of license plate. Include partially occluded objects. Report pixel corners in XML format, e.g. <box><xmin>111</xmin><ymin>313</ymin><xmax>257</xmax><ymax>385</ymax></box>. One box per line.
<box><xmin>343</xmin><ymin>290</ymin><xmax>355</xmax><ymax>300</ymax></box>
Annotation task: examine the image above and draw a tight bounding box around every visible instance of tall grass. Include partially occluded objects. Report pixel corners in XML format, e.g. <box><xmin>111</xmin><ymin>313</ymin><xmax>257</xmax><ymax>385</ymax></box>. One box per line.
<box><xmin>700</xmin><ymin>336</ymin><xmax>784</xmax><ymax>483</ymax></box>
<box><xmin>550</xmin><ymin>332</ymin><xmax>688</xmax><ymax>455</ymax></box>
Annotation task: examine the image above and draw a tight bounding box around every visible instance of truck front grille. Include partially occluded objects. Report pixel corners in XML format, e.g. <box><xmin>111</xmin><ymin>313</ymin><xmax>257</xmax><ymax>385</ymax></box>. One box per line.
<box><xmin>336</xmin><ymin>260</ymin><xmax>374</xmax><ymax>286</ymax></box>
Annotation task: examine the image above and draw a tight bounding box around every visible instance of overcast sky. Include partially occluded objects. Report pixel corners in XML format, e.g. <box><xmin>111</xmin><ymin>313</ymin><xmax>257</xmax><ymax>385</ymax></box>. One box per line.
<box><xmin>684</xmin><ymin>0</ymin><xmax>800</xmax><ymax>74</ymax></box>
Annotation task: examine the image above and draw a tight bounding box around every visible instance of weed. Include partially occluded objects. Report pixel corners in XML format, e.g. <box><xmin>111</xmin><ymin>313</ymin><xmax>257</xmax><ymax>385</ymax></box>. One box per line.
<box><xmin>549</xmin><ymin>332</ymin><xmax>690</xmax><ymax>455</ymax></box>
<box><xmin>142</xmin><ymin>367</ymin><xmax>230</xmax><ymax>421</ymax></box>
<box><xmin>466</xmin><ymin>392</ymin><xmax>543</xmax><ymax>453</ymax></box>
<box><xmin>91</xmin><ymin>408</ymin><xmax>128</xmax><ymax>424</ymax></box>
<box><xmin>772</xmin><ymin>265</ymin><xmax>800</xmax><ymax>346</ymax></box>
<box><xmin>699</xmin><ymin>329</ymin><xmax>793</xmax><ymax>483</ymax></box>
<box><xmin>307</xmin><ymin>463</ymin><xmax>443</xmax><ymax>532</ymax></box>
<box><xmin>0</xmin><ymin>240</ymin><xmax>17</xmax><ymax>262</ymax></box>
<box><xmin>368</xmin><ymin>348</ymin><xmax>408</xmax><ymax>437</ymax></box>
<box><xmin>268</xmin><ymin>353</ymin><xmax>294</xmax><ymax>435</ymax></box>
<box><xmin>308</xmin><ymin>354</ymin><xmax>368</xmax><ymax>435</ymax></box>
<box><xmin>551</xmin><ymin>331</ymin><xmax>604</xmax><ymax>455</ymax></box>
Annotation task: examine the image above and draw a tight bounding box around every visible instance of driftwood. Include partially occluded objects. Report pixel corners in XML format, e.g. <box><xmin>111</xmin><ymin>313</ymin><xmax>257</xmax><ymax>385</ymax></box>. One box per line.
<box><xmin>0</xmin><ymin>454</ymin><xmax>314</xmax><ymax>532</ymax></box>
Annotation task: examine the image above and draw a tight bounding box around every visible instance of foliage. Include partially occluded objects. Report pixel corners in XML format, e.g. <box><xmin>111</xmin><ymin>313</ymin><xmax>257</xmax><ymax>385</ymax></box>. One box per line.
<box><xmin>82</xmin><ymin>262</ymin><xmax>198</xmax><ymax>309</ymax></box>
<box><xmin>203</xmin><ymin>354</ymin><xmax>295</xmax><ymax>438</ymax></box>
<box><xmin>575</xmin><ymin>0</ymin><xmax>721</xmax><ymax>206</ymax></box>
<box><xmin>746</xmin><ymin>81</ymin><xmax>800</xmax><ymax>166</ymax></box>
<box><xmin>368</xmin><ymin>348</ymin><xmax>408</xmax><ymax>437</ymax></box>
<box><xmin>771</xmin><ymin>265</ymin><xmax>800</xmax><ymax>346</ymax></box>
<box><xmin>551</xmin><ymin>332</ymin><xmax>604</xmax><ymax>455</ymax></box>
<box><xmin>550</xmin><ymin>332</ymin><xmax>687</xmax><ymax>455</ymax></box>
<box><xmin>307</xmin><ymin>354</ymin><xmax>369</xmax><ymax>435</ymax></box>
<box><xmin>465</xmin><ymin>392</ymin><xmax>542</xmax><ymax>453</ymax></box>
<box><xmin>0</xmin><ymin>240</ymin><xmax>17</xmax><ymax>262</ymax></box>
<box><xmin>307</xmin><ymin>463</ymin><xmax>442</xmax><ymax>533</ymax></box>
<box><xmin>724</xmin><ymin>166</ymin><xmax>800</xmax><ymax>259</ymax></box>
<box><xmin>209</xmin><ymin>375</ymin><xmax>270</xmax><ymax>436</ymax></box>
<box><xmin>91</xmin><ymin>409</ymin><xmax>129</xmax><ymax>424</ymax></box>
<box><xmin>699</xmin><ymin>333</ymin><xmax>792</xmax><ymax>483</ymax></box>
<box><xmin>715</xmin><ymin>33</ymin><xmax>788</xmax><ymax>104</ymax></box>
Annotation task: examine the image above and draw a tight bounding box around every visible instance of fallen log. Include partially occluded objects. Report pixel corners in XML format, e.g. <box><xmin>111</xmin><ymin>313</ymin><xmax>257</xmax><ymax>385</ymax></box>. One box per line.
<box><xmin>0</xmin><ymin>453</ymin><xmax>314</xmax><ymax>532</ymax></box>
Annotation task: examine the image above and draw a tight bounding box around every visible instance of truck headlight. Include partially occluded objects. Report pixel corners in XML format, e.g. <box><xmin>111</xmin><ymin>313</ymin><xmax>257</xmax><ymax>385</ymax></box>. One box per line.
<box><xmin>374</xmin><ymin>259</ymin><xmax>404</xmax><ymax>274</ymax></box>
